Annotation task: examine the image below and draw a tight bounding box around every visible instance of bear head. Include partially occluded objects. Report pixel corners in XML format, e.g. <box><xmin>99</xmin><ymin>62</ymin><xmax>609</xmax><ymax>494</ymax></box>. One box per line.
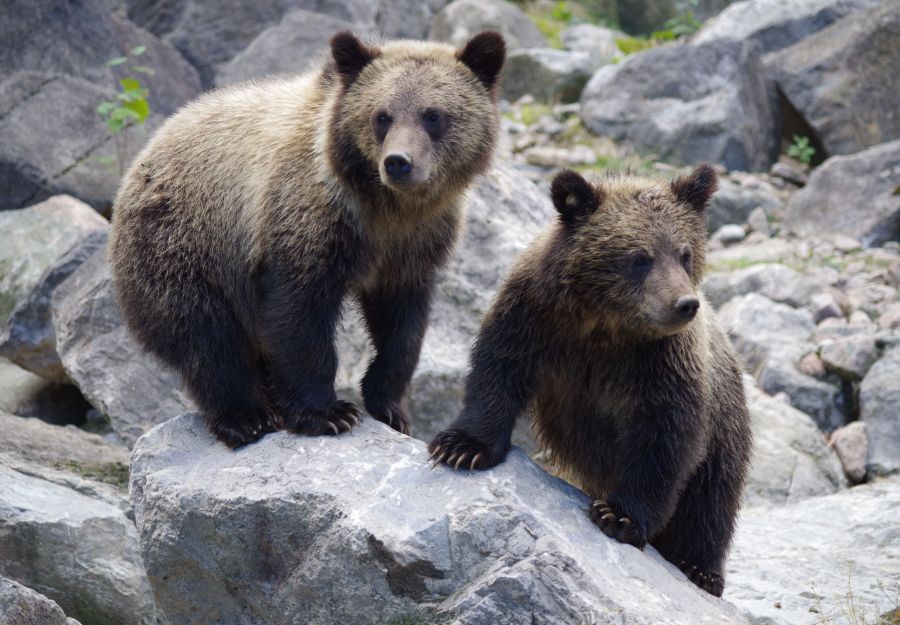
<box><xmin>549</xmin><ymin>165</ymin><xmax>718</xmax><ymax>338</ymax></box>
<box><xmin>327</xmin><ymin>31</ymin><xmax>505</xmax><ymax>200</ymax></box>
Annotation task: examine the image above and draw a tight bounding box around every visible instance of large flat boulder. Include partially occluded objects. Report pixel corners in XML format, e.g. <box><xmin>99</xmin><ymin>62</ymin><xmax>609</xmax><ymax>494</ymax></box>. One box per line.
<box><xmin>579</xmin><ymin>40</ymin><xmax>778</xmax><ymax>172</ymax></box>
<box><xmin>694</xmin><ymin>0</ymin><xmax>882</xmax><ymax>53</ymax></box>
<box><xmin>0</xmin><ymin>577</ymin><xmax>81</xmax><ymax>625</ymax></box>
<box><xmin>727</xmin><ymin>478</ymin><xmax>900</xmax><ymax>625</ymax></box>
<box><xmin>130</xmin><ymin>413</ymin><xmax>751</xmax><ymax>625</ymax></box>
<box><xmin>783</xmin><ymin>140</ymin><xmax>900</xmax><ymax>246</ymax></box>
<box><xmin>0</xmin><ymin>0</ymin><xmax>201</xmax><ymax>211</ymax></box>
<box><xmin>766</xmin><ymin>2</ymin><xmax>900</xmax><ymax>158</ymax></box>
<box><xmin>0</xmin><ymin>457</ymin><xmax>157</xmax><ymax>625</ymax></box>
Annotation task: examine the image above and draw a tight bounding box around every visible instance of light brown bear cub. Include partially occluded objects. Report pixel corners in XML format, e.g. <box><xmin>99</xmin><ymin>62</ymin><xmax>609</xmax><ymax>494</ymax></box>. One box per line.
<box><xmin>110</xmin><ymin>32</ymin><xmax>505</xmax><ymax>448</ymax></box>
<box><xmin>430</xmin><ymin>166</ymin><xmax>752</xmax><ymax>597</ymax></box>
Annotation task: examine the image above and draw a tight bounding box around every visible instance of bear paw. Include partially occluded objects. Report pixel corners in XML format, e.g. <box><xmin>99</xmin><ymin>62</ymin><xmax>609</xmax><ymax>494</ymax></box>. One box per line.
<box><xmin>428</xmin><ymin>429</ymin><xmax>496</xmax><ymax>471</ymax></box>
<box><xmin>589</xmin><ymin>499</ymin><xmax>648</xmax><ymax>550</ymax></box>
<box><xmin>208</xmin><ymin>411</ymin><xmax>279</xmax><ymax>449</ymax></box>
<box><xmin>679</xmin><ymin>562</ymin><xmax>724</xmax><ymax>597</ymax></box>
<box><xmin>366</xmin><ymin>399</ymin><xmax>411</xmax><ymax>436</ymax></box>
<box><xmin>285</xmin><ymin>400</ymin><xmax>361</xmax><ymax>436</ymax></box>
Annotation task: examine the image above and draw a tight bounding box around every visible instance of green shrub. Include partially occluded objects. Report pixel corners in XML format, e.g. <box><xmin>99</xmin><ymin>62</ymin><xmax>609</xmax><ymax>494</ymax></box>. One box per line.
<box><xmin>787</xmin><ymin>135</ymin><xmax>816</xmax><ymax>165</ymax></box>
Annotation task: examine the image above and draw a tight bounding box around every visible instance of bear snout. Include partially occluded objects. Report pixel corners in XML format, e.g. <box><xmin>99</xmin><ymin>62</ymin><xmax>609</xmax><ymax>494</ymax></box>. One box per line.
<box><xmin>673</xmin><ymin>295</ymin><xmax>700</xmax><ymax>321</ymax></box>
<box><xmin>384</xmin><ymin>152</ymin><xmax>413</xmax><ymax>181</ymax></box>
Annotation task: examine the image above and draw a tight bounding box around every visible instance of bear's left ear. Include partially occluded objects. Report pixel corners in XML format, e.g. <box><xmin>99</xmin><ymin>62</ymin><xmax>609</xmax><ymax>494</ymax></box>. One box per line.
<box><xmin>457</xmin><ymin>31</ymin><xmax>506</xmax><ymax>92</ymax></box>
<box><xmin>670</xmin><ymin>164</ymin><xmax>718</xmax><ymax>212</ymax></box>
<box><xmin>551</xmin><ymin>170</ymin><xmax>602</xmax><ymax>227</ymax></box>
<box><xmin>330</xmin><ymin>32</ymin><xmax>380</xmax><ymax>85</ymax></box>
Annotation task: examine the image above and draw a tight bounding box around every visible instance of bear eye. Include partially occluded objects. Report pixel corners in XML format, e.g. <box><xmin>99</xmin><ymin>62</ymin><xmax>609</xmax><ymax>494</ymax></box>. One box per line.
<box><xmin>422</xmin><ymin>108</ymin><xmax>448</xmax><ymax>140</ymax></box>
<box><xmin>375</xmin><ymin>112</ymin><xmax>391</xmax><ymax>126</ymax></box>
<box><xmin>373</xmin><ymin>111</ymin><xmax>392</xmax><ymax>141</ymax></box>
<box><xmin>629</xmin><ymin>251</ymin><xmax>653</xmax><ymax>279</ymax></box>
<box><xmin>680</xmin><ymin>246</ymin><xmax>692</xmax><ymax>269</ymax></box>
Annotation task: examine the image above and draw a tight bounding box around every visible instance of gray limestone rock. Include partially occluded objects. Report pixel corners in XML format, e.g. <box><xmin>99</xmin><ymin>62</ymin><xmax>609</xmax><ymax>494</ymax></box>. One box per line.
<box><xmin>0</xmin><ymin>577</ymin><xmax>81</xmax><ymax>625</ymax></box>
<box><xmin>130</xmin><ymin>413</ymin><xmax>751</xmax><ymax>625</ymax></box>
<box><xmin>429</xmin><ymin>0</ymin><xmax>548</xmax><ymax>50</ymax></box>
<box><xmin>579</xmin><ymin>40</ymin><xmax>778</xmax><ymax>172</ymax></box>
<box><xmin>829</xmin><ymin>420</ymin><xmax>867</xmax><ymax>483</ymax></box>
<box><xmin>783</xmin><ymin>140</ymin><xmax>900</xmax><ymax>247</ymax></box>
<box><xmin>859</xmin><ymin>346</ymin><xmax>900</xmax><ymax>475</ymax></box>
<box><xmin>0</xmin><ymin>457</ymin><xmax>156</xmax><ymax>625</ymax></box>
<box><xmin>743</xmin><ymin>385</ymin><xmax>845</xmax><ymax>506</ymax></box>
<box><xmin>693</xmin><ymin>0</ymin><xmax>882</xmax><ymax>53</ymax></box>
<box><xmin>703</xmin><ymin>264</ymin><xmax>818</xmax><ymax>309</ymax></box>
<box><xmin>727</xmin><ymin>478</ymin><xmax>900</xmax><ymax>625</ymax></box>
<box><xmin>503</xmin><ymin>48</ymin><xmax>593</xmax><ymax>103</ymax></box>
<box><xmin>766</xmin><ymin>2</ymin><xmax>900</xmax><ymax>157</ymax></box>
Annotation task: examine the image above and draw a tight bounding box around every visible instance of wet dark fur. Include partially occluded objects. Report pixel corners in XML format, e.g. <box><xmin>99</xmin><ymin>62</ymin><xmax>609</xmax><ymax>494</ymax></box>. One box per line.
<box><xmin>430</xmin><ymin>166</ymin><xmax>752</xmax><ymax>597</ymax></box>
<box><xmin>110</xmin><ymin>32</ymin><xmax>505</xmax><ymax>448</ymax></box>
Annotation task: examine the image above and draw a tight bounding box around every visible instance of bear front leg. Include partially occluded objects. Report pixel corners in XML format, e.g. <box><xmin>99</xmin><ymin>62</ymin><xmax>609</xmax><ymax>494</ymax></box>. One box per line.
<box><xmin>429</xmin><ymin>294</ymin><xmax>542</xmax><ymax>471</ymax></box>
<box><xmin>260</xmin><ymin>246</ymin><xmax>361</xmax><ymax>436</ymax></box>
<box><xmin>591</xmin><ymin>405</ymin><xmax>702</xmax><ymax>550</ymax></box>
<box><xmin>359</xmin><ymin>281</ymin><xmax>435</xmax><ymax>435</ymax></box>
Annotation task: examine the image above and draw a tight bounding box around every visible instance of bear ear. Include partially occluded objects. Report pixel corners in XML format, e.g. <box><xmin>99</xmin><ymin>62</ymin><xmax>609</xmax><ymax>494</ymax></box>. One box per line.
<box><xmin>330</xmin><ymin>32</ymin><xmax>379</xmax><ymax>85</ymax></box>
<box><xmin>551</xmin><ymin>170</ymin><xmax>602</xmax><ymax>227</ymax></box>
<box><xmin>670</xmin><ymin>164</ymin><xmax>719</xmax><ymax>212</ymax></box>
<box><xmin>457</xmin><ymin>31</ymin><xmax>506</xmax><ymax>91</ymax></box>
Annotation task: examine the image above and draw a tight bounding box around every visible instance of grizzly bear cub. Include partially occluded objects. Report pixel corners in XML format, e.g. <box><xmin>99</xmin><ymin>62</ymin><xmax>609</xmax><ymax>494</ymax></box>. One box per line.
<box><xmin>110</xmin><ymin>31</ymin><xmax>505</xmax><ymax>448</ymax></box>
<box><xmin>430</xmin><ymin>166</ymin><xmax>752</xmax><ymax>597</ymax></box>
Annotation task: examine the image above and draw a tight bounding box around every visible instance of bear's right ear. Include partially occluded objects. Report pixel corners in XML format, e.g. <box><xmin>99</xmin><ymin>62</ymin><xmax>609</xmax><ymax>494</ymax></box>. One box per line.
<box><xmin>330</xmin><ymin>32</ymin><xmax>379</xmax><ymax>85</ymax></box>
<box><xmin>670</xmin><ymin>163</ymin><xmax>718</xmax><ymax>212</ymax></box>
<box><xmin>551</xmin><ymin>170</ymin><xmax>602</xmax><ymax>227</ymax></box>
<box><xmin>457</xmin><ymin>31</ymin><xmax>506</xmax><ymax>92</ymax></box>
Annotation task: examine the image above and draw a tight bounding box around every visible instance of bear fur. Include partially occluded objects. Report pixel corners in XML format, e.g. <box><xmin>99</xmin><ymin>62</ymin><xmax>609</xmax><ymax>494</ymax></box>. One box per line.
<box><xmin>110</xmin><ymin>31</ymin><xmax>506</xmax><ymax>448</ymax></box>
<box><xmin>429</xmin><ymin>166</ymin><xmax>752</xmax><ymax>597</ymax></box>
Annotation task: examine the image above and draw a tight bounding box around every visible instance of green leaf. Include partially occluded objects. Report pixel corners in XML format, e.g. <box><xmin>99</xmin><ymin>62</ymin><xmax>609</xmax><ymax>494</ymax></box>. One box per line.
<box><xmin>95</xmin><ymin>156</ymin><xmax>115</xmax><ymax>164</ymax></box>
<box><xmin>106</xmin><ymin>56</ymin><xmax>128</xmax><ymax>67</ymax></box>
<box><xmin>651</xmin><ymin>29</ymin><xmax>676</xmax><ymax>41</ymax></box>
<box><xmin>119</xmin><ymin>77</ymin><xmax>141</xmax><ymax>92</ymax></box>
<box><xmin>123</xmin><ymin>98</ymin><xmax>150</xmax><ymax>123</ymax></box>
<box><xmin>96</xmin><ymin>101</ymin><xmax>115</xmax><ymax>116</ymax></box>
<box><xmin>110</xmin><ymin>106</ymin><xmax>140</xmax><ymax>122</ymax></box>
<box><xmin>130</xmin><ymin>45</ymin><xmax>147</xmax><ymax>56</ymax></box>
<box><xmin>107</xmin><ymin>118</ymin><xmax>124</xmax><ymax>134</ymax></box>
<box><xmin>130</xmin><ymin>65</ymin><xmax>155</xmax><ymax>75</ymax></box>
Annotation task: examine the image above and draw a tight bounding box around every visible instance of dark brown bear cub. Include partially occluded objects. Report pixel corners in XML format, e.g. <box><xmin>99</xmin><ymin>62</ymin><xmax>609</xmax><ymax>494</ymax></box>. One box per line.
<box><xmin>429</xmin><ymin>166</ymin><xmax>752</xmax><ymax>597</ymax></box>
<box><xmin>110</xmin><ymin>32</ymin><xmax>505</xmax><ymax>448</ymax></box>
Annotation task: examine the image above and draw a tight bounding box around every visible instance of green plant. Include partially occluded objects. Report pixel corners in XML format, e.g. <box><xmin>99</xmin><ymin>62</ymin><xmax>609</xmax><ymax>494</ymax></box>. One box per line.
<box><xmin>96</xmin><ymin>45</ymin><xmax>154</xmax><ymax>175</ymax></box>
<box><xmin>614</xmin><ymin>35</ymin><xmax>657</xmax><ymax>55</ymax></box>
<box><xmin>550</xmin><ymin>0</ymin><xmax>573</xmax><ymax>22</ymax></box>
<box><xmin>787</xmin><ymin>135</ymin><xmax>816</xmax><ymax>165</ymax></box>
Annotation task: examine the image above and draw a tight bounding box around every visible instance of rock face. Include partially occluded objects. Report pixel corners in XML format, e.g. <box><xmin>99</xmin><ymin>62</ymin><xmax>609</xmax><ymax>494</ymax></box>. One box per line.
<box><xmin>126</xmin><ymin>0</ymin><xmax>376</xmax><ymax>87</ymax></box>
<box><xmin>503</xmin><ymin>48</ymin><xmax>593</xmax><ymax>103</ymax></box>
<box><xmin>706</xmin><ymin>177</ymin><xmax>782</xmax><ymax>236</ymax></box>
<box><xmin>131</xmin><ymin>413</ymin><xmax>751</xmax><ymax>625</ymax></box>
<box><xmin>703</xmin><ymin>263</ymin><xmax>817</xmax><ymax>309</ymax></box>
<box><xmin>727</xmin><ymin>478</ymin><xmax>900</xmax><ymax>625</ymax></box>
<box><xmin>767</xmin><ymin>2</ymin><xmax>900</xmax><ymax>158</ymax></box>
<box><xmin>336</xmin><ymin>165</ymin><xmax>553</xmax><ymax>449</ymax></box>
<box><xmin>783</xmin><ymin>140</ymin><xmax>900</xmax><ymax>246</ymax></box>
<box><xmin>215</xmin><ymin>10</ymin><xmax>359</xmax><ymax>86</ymax></box>
<box><xmin>1</xmin><ymin>229</ymin><xmax>108</xmax><ymax>382</ymax></box>
<box><xmin>0</xmin><ymin>577</ymin><xmax>81</xmax><ymax>625</ymax></box>
<box><xmin>51</xmin><ymin>245</ymin><xmax>195</xmax><ymax>447</ymax></box>
<box><xmin>0</xmin><ymin>0</ymin><xmax>201</xmax><ymax>211</ymax></box>
<box><xmin>429</xmin><ymin>0</ymin><xmax>547</xmax><ymax>50</ymax></box>
<box><xmin>0</xmin><ymin>196</ymin><xmax>107</xmax><ymax>324</ymax></box>
<box><xmin>0</xmin><ymin>457</ymin><xmax>156</xmax><ymax>625</ymax></box>
<box><xmin>579</xmin><ymin>40</ymin><xmax>778</xmax><ymax>172</ymax></box>
<box><xmin>0</xmin><ymin>358</ymin><xmax>91</xmax><ymax>426</ymax></box>
<box><xmin>859</xmin><ymin>346</ymin><xmax>900</xmax><ymax>476</ymax></box>
<box><xmin>694</xmin><ymin>0</ymin><xmax>882</xmax><ymax>53</ymax></box>
<box><xmin>743</xmin><ymin>385</ymin><xmax>845</xmax><ymax>505</ymax></box>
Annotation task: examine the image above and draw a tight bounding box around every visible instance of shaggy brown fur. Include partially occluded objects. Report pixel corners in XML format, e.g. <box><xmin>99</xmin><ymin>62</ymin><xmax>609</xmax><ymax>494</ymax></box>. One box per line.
<box><xmin>430</xmin><ymin>166</ymin><xmax>752</xmax><ymax>597</ymax></box>
<box><xmin>110</xmin><ymin>31</ymin><xmax>505</xmax><ymax>448</ymax></box>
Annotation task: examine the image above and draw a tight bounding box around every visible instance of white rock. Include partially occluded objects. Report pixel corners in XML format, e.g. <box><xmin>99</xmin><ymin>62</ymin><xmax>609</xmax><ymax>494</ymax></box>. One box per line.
<box><xmin>829</xmin><ymin>421</ymin><xmax>867</xmax><ymax>484</ymax></box>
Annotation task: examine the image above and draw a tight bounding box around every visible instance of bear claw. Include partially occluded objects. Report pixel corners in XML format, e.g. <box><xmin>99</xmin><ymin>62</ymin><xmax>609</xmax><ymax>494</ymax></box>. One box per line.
<box><xmin>427</xmin><ymin>430</ymin><xmax>494</xmax><ymax>471</ymax></box>
<box><xmin>368</xmin><ymin>400</ymin><xmax>411</xmax><ymax>436</ymax></box>
<box><xmin>209</xmin><ymin>411</ymin><xmax>278</xmax><ymax>449</ymax></box>
<box><xmin>679</xmin><ymin>561</ymin><xmax>724</xmax><ymax>597</ymax></box>
<box><xmin>589</xmin><ymin>499</ymin><xmax>647</xmax><ymax>550</ymax></box>
<box><xmin>285</xmin><ymin>400</ymin><xmax>361</xmax><ymax>436</ymax></box>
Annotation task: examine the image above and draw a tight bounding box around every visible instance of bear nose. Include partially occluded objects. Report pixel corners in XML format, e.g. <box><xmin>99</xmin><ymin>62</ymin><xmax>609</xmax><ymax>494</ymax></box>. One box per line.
<box><xmin>384</xmin><ymin>153</ymin><xmax>413</xmax><ymax>181</ymax></box>
<box><xmin>674</xmin><ymin>295</ymin><xmax>700</xmax><ymax>321</ymax></box>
